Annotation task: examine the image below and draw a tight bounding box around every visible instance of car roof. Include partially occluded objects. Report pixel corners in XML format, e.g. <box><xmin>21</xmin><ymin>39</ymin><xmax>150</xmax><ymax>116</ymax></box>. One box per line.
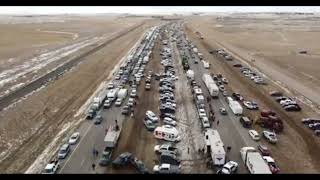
<box><xmin>72</xmin><ymin>132</ymin><xmax>79</xmax><ymax>136</ymax></box>
<box><xmin>249</xmin><ymin>130</ymin><xmax>258</xmax><ymax>135</ymax></box>
<box><xmin>263</xmin><ymin>156</ymin><xmax>275</xmax><ymax>163</ymax></box>
<box><xmin>61</xmin><ymin>144</ymin><xmax>69</xmax><ymax>149</ymax></box>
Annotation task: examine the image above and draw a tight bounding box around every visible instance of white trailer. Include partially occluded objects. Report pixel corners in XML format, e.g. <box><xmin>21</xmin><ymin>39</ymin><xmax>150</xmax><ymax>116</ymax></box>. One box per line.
<box><xmin>154</xmin><ymin>125</ymin><xmax>181</xmax><ymax>142</ymax></box>
<box><xmin>186</xmin><ymin>70</ymin><xmax>195</xmax><ymax>80</ymax></box>
<box><xmin>240</xmin><ymin>147</ymin><xmax>272</xmax><ymax>174</ymax></box>
<box><xmin>205</xmin><ymin>129</ymin><xmax>226</xmax><ymax>166</ymax></box>
<box><xmin>202</xmin><ymin>74</ymin><xmax>219</xmax><ymax>98</ymax></box>
<box><xmin>229</xmin><ymin>100</ymin><xmax>243</xmax><ymax>115</ymax></box>
<box><xmin>117</xmin><ymin>88</ymin><xmax>128</xmax><ymax>100</ymax></box>
<box><xmin>107</xmin><ymin>88</ymin><xmax>119</xmax><ymax>102</ymax></box>
<box><xmin>92</xmin><ymin>89</ymin><xmax>108</xmax><ymax>109</ymax></box>
<box><xmin>104</xmin><ymin>126</ymin><xmax>122</xmax><ymax>148</ymax></box>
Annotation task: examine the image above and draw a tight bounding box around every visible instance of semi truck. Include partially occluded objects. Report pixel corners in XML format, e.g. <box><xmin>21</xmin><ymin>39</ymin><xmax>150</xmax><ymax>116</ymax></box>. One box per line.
<box><xmin>99</xmin><ymin>125</ymin><xmax>122</xmax><ymax>166</ymax></box>
<box><xmin>205</xmin><ymin>129</ymin><xmax>226</xmax><ymax>166</ymax></box>
<box><xmin>107</xmin><ymin>88</ymin><xmax>119</xmax><ymax>102</ymax></box>
<box><xmin>92</xmin><ymin>89</ymin><xmax>108</xmax><ymax>109</ymax></box>
<box><xmin>229</xmin><ymin>100</ymin><xmax>243</xmax><ymax>115</ymax></box>
<box><xmin>240</xmin><ymin>147</ymin><xmax>272</xmax><ymax>174</ymax></box>
<box><xmin>202</xmin><ymin>74</ymin><xmax>219</xmax><ymax>98</ymax></box>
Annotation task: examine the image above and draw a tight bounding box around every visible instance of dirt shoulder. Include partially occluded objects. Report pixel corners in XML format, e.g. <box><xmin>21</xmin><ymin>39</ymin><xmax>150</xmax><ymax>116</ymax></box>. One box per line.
<box><xmin>184</xmin><ymin>23</ymin><xmax>320</xmax><ymax>173</ymax></box>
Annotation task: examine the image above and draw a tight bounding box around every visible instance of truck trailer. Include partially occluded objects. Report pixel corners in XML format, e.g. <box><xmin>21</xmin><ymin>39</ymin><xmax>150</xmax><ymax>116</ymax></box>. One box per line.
<box><xmin>229</xmin><ymin>100</ymin><xmax>243</xmax><ymax>115</ymax></box>
<box><xmin>202</xmin><ymin>74</ymin><xmax>219</xmax><ymax>98</ymax></box>
<box><xmin>205</xmin><ymin>129</ymin><xmax>226</xmax><ymax>166</ymax></box>
<box><xmin>240</xmin><ymin>147</ymin><xmax>272</xmax><ymax>174</ymax></box>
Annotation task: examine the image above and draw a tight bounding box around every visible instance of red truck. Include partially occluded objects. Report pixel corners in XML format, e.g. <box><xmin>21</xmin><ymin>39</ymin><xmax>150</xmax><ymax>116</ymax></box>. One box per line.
<box><xmin>258</xmin><ymin>110</ymin><xmax>284</xmax><ymax>133</ymax></box>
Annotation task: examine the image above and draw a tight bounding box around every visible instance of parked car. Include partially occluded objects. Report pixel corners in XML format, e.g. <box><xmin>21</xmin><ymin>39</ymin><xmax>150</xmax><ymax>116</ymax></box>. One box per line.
<box><xmin>221</xmin><ymin>78</ymin><xmax>228</xmax><ymax>84</ymax></box>
<box><xmin>127</xmin><ymin>98</ymin><xmax>135</xmax><ymax>107</ymax></box>
<box><xmin>94</xmin><ymin>115</ymin><xmax>103</xmax><ymax>125</ymax></box>
<box><xmin>240</xmin><ymin>116</ymin><xmax>252</xmax><ymax>128</ymax></box>
<box><xmin>68</xmin><ymin>132</ymin><xmax>80</xmax><ymax>145</ymax></box>
<box><xmin>301</xmin><ymin>118</ymin><xmax>320</xmax><ymax>125</ymax></box>
<box><xmin>103</xmin><ymin>99</ymin><xmax>111</xmax><ymax>109</ymax></box>
<box><xmin>144</xmin><ymin>119</ymin><xmax>156</xmax><ymax>131</ymax></box>
<box><xmin>223</xmin><ymin>91</ymin><xmax>228</xmax><ymax>97</ymax></box>
<box><xmin>153</xmin><ymin>163</ymin><xmax>181</xmax><ymax>174</ymax></box>
<box><xmin>112</xmin><ymin>152</ymin><xmax>133</xmax><ymax>168</ymax></box>
<box><xmin>145</xmin><ymin>83</ymin><xmax>151</xmax><ymax>90</ymax></box>
<box><xmin>107</xmin><ymin>82</ymin><xmax>114</xmax><ymax>89</ymax></box>
<box><xmin>258</xmin><ymin>145</ymin><xmax>271</xmax><ymax>156</ymax></box>
<box><xmin>122</xmin><ymin>105</ymin><xmax>130</xmax><ymax>115</ymax></box>
<box><xmin>263</xmin><ymin>131</ymin><xmax>278</xmax><ymax>144</ymax></box>
<box><xmin>58</xmin><ymin>144</ymin><xmax>70</xmax><ymax>159</ymax></box>
<box><xmin>263</xmin><ymin>156</ymin><xmax>280</xmax><ymax>174</ymax></box>
<box><xmin>130</xmin><ymin>89</ymin><xmax>137</xmax><ymax>97</ymax></box>
<box><xmin>284</xmin><ymin>104</ymin><xmax>301</xmax><ymax>111</ymax></box>
<box><xmin>248</xmin><ymin>130</ymin><xmax>260</xmax><ymax>141</ymax></box>
<box><xmin>233</xmin><ymin>64</ymin><xmax>242</xmax><ymax>67</ymax></box>
<box><xmin>163</xmin><ymin>117</ymin><xmax>177</xmax><ymax>126</ymax></box>
<box><xmin>161</xmin><ymin>113</ymin><xmax>176</xmax><ymax>120</ymax></box>
<box><xmin>146</xmin><ymin>110</ymin><xmax>159</xmax><ymax>123</ymax></box>
<box><xmin>132</xmin><ymin>157</ymin><xmax>149</xmax><ymax>174</ymax></box>
<box><xmin>243</xmin><ymin>101</ymin><xmax>259</xmax><ymax>110</ymax></box>
<box><xmin>220</xmin><ymin>108</ymin><xmax>227</xmax><ymax>115</ymax></box>
<box><xmin>154</xmin><ymin>144</ymin><xmax>178</xmax><ymax>155</ymax></box>
<box><xmin>217</xmin><ymin>161</ymin><xmax>238</xmax><ymax>174</ymax></box>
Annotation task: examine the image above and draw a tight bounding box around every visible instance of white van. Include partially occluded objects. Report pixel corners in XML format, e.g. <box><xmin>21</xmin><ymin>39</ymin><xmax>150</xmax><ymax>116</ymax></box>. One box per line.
<box><xmin>154</xmin><ymin>125</ymin><xmax>181</xmax><ymax>142</ymax></box>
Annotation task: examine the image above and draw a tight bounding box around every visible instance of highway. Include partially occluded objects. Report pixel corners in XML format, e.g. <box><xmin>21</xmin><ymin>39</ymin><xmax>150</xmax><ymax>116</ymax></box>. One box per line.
<box><xmin>176</xmin><ymin>25</ymin><xmax>260</xmax><ymax>173</ymax></box>
<box><xmin>57</xmin><ymin>25</ymin><xmax>158</xmax><ymax>174</ymax></box>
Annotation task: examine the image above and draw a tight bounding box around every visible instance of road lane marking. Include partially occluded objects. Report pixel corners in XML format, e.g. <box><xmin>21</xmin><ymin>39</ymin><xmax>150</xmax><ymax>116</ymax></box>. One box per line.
<box><xmin>59</xmin><ymin>122</ymin><xmax>94</xmax><ymax>173</ymax></box>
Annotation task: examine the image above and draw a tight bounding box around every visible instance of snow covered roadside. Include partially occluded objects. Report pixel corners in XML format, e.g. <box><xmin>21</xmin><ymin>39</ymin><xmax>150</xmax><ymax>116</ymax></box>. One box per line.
<box><xmin>24</xmin><ymin>27</ymin><xmax>149</xmax><ymax>174</ymax></box>
<box><xmin>171</xmin><ymin>40</ymin><xmax>207</xmax><ymax>173</ymax></box>
<box><xmin>37</xmin><ymin>29</ymin><xmax>79</xmax><ymax>40</ymax></box>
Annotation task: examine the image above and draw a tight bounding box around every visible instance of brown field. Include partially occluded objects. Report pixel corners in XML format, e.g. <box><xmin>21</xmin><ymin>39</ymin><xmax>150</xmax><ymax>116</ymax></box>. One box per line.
<box><xmin>186</xmin><ymin>14</ymin><xmax>320</xmax><ymax>110</ymax></box>
<box><xmin>0</xmin><ymin>15</ymin><xmax>159</xmax><ymax>173</ymax></box>
<box><xmin>185</xmin><ymin>13</ymin><xmax>320</xmax><ymax>173</ymax></box>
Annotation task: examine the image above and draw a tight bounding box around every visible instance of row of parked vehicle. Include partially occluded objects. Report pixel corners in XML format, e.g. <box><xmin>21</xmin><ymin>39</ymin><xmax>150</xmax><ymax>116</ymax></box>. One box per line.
<box><xmin>42</xmin><ymin>131</ymin><xmax>80</xmax><ymax>174</ymax></box>
<box><xmin>150</xmin><ymin>30</ymin><xmax>184</xmax><ymax>174</ymax></box>
<box><xmin>240</xmin><ymin>67</ymin><xmax>266</xmax><ymax>85</ymax></box>
<box><xmin>215</xmin><ymin>48</ymin><xmax>234</xmax><ymax>61</ymax></box>
<box><xmin>269</xmin><ymin>90</ymin><xmax>302</xmax><ymax>112</ymax></box>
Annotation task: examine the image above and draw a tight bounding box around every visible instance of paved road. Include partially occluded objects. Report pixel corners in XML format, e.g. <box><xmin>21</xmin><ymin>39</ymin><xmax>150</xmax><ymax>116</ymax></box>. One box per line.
<box><xmin>57</xmin><ymin>26</ymin><xmax>158</xmax><ymax>174</ymax></box>
<box><xmin>176</xmin><ymin>26</ymin><xmax>262</xmax><ymax>173</ymax></box>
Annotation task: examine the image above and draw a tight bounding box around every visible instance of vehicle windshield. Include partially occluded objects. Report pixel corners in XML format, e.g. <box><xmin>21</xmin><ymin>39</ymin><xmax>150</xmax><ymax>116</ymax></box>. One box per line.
<box><xmin>44</xmin><ymin>168</ymin><xmax>53</xmax><ymax>173</ymax></box>
<box><xmin>60</xmin><ymin>149</ymin><xmax>66</xmax><ymax>154</ymax></box>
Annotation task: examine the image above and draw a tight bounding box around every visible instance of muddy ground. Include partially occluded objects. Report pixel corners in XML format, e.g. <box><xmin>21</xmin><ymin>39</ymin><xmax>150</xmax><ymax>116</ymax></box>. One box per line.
<box><xmin>184</xmin><ymin>19</ymin><xmax>320</xmax><ymax>173</ymax></box>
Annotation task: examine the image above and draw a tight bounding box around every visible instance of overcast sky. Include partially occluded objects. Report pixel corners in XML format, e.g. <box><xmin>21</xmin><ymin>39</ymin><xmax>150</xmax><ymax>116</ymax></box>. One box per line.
<box><xmin>0</xmin><ymin>6</ymin><xmax>319</xmax><ymax>15</ymax></box>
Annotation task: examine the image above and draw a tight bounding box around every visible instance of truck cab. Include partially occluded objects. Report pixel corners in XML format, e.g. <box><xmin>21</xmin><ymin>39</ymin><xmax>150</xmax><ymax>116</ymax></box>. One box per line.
<box><xmin>99</xmin><ymin>147</ymin><xmax>113</xmax><ymax>166</ymax></box>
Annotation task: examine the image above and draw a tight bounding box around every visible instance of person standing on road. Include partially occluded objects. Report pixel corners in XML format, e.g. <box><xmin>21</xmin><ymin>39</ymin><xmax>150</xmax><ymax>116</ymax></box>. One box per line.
<box><xmin>92</xmin><ymin>148</ymin><xmax>96</xmax><ymax>157</ymax></box>
<box><xmin>217</xmin><ymin>120</ymin><xmax>220</xmax><ymax>126</ymax></box>
<box><xmin>92</xmin><ymin>163</ymin><xmax>96</xmax><ymax>171</ymax></box>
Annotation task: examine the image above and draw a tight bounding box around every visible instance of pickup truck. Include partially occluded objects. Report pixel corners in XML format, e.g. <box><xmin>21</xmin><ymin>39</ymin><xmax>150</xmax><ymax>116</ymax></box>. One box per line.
<box><xmin>153</xmin><ymin>163</ymin><xmax>181</xmax><ymax>174</ymax></box>
<box><xmin>42</xmin><ymin>160</ymin><xmax>60</xmax><ymax>174</ymax></box>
